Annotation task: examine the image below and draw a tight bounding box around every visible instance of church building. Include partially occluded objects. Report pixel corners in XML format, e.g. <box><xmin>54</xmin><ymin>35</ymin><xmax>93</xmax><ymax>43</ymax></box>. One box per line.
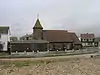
<box><xmin>10</xmin><ymin>18</ymin><xmax>82</xmax><ymax>52</ymax></box>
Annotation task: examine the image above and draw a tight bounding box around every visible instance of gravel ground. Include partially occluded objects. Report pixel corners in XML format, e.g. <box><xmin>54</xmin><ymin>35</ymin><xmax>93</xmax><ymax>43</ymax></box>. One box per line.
<box><xmin>0</xmin><ymin>55</ymin><xmax>100</xmax><ymax>75</ymax></box>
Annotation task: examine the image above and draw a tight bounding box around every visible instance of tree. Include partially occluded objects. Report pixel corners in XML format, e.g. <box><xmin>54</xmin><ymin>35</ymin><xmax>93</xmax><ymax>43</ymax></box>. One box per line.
<box><xmin>10</xmin><ymin>36</ymin><xmax>18</xmax><ymax>41</ymax></box>
<box><xmin>7</xmin><ymin>41</ymin><xmax>11</xmax><ymax>55</ymax></box>
<box><xmin>0</xmin><ymin>44</ymin><xmax>3</xmax><ymax>51</ymax></box>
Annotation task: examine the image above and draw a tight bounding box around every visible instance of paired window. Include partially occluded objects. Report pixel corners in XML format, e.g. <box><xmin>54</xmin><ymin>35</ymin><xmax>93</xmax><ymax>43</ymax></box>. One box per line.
<box><xmin>81</xmin><ymin>38</ymin><xmax>94</xmax><ymax>42</ymax></box>
<box><xmin>81</xmin><ymin>39</ymin><xmax>87</xmax><ymax>41</ymax></box>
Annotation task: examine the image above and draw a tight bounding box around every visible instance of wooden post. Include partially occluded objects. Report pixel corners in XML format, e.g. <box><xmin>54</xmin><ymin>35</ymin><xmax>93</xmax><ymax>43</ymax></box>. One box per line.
<box><xmin>65</xmin><ymin>49</ymin><xmax>67</xmax><ymax>52</ymax></box>
<box><xmin>7</xmin><ymin>42</ymin><xmax>11</xmax><ymax>55</ymax></box>
<box><xmin>24</xmin><ymin>51</ymin><xmax>27</xmax><ymax>54</ymax></box>
<box><xmin>47</xmin><ymin>49</ymin><xmax>49</xmax><ymax>52</ymax></box>
<box><xmin>47</xmin><ymin>43</ymin><xmax>50</xmax><ymax>51</ymax></box>
<box><xmin>37</xmin><ymin>50</ymin><xmax>39</xmax><ymax>53</ymax></box>
<box><xmin>16</xmin><ymin>51</ymin><xmax>18</xmax><ymax>54</ymax></box>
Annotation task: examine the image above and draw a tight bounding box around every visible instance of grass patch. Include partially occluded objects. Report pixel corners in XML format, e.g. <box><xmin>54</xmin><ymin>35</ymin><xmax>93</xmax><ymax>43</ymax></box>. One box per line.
<box><xmin>0</xmin><ymin>60</ymin><xmax>51</xmax><ymax>68</ymax></box>
<box><xmin>0</xmin><ymin>52</ymin><xmax>9</xmax><ymax>56</ymax></box>
<box><xmin>0</xmin><ymin>60</ymin><xmax>36</xmax><ymax>67</ymax></box>
<box><xmin>0</xmin><ymin>49</ymin><xmax>98</xmax><ymax>58</ymax></box>
<box><xmin>41</xmin><ymin>50</ymin><xmax>98</xmax><ymax>57</ymax></box>
<box><xmin>0</xmin><ymin>57</ymin><xmax>81</xmax><ymax>68</ymax></box>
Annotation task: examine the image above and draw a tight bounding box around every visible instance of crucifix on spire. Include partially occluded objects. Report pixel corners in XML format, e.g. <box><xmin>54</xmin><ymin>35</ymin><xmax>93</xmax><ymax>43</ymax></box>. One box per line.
<box><xmin>37</xmin><ymin>14</ymin><xmax>39</xmax><ymax>19</ymax></box>
<box><xmin>33</xmin><ymin>14</ymin><xmax>43</xmax><ymax>29</ymax></box>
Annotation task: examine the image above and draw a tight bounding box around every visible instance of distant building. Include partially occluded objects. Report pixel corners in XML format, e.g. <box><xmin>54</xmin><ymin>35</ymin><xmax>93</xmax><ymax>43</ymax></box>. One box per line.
<box><xmin>20</xmin><ymin>34</ymin><xmax>33</xmax><ymax>40</ymax></box>
<box><xmin>0</xmin><ymin>26</ymin><xmax>10</xmax><ymax>51</ymax></box>
<box><xmin>80</xmin><ymin>33</ymin><xmax>97</xmax><ymax>47</ymax></box>
<box><xmin>94</xmin><ymin>37</ymin><xmax>100</xmax><ymax>48</ymax></box>
<box><xmin>11</xmin><ymin>18</ymin><xmax>82</xmax><ymax>52</ymax></box>
<box><xmin>10</xmin><ymin>36</ymin><xmax>18</xmax><ymax>42</ymax></box>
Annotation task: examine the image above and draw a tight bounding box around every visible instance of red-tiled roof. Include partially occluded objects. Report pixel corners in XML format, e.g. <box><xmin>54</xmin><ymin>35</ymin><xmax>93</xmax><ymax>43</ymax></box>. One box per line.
<box><xmin>80</xmin><ymin>33</ymin><xmax>95</xmax><ymax>39</ymax></box>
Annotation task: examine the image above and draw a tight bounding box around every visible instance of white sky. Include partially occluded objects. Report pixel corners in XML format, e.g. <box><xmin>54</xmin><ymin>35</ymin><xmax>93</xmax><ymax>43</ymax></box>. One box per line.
<box><xmin>0</xmin><ymin>0</ymin><xmax>100</xmax><ymax>37</ymax></box>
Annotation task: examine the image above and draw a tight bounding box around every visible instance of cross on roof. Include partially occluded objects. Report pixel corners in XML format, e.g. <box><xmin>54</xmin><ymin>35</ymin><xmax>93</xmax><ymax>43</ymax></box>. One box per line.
<box><xmin>37</xmin><ymin>14</ymin><xmax>39</xmax><ymax>19</ymax></box>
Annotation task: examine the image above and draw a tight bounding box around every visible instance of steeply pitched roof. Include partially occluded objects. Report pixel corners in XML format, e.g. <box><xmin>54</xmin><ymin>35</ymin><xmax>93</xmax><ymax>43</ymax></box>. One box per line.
<box><xmin>43</xmin><ymin>30</ymin><xmax>73</xmax><ymax>42</ymax></box>
<box><xmin>70</xmin><ymin>33</ymin><xmax>82</xmax><ymax>44</ymax></box>
<box><xmin>33</xmin><ymin>19</ymin><xmax>43</xmax><ymax>29</ymax></box>
<box><xmin>43</xmin><ymin>30</ymin><xmax>81</xmax><ymax>44</ymax></box>
<box><xmin>0</xmin><ymin>26</ymin><xmax>9</xmax><ymax>34</ymax></box>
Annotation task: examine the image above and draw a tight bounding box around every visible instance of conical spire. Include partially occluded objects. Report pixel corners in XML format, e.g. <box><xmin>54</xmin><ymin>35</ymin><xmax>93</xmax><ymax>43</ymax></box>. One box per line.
<box><xmin>33</xmin><ymin>15</ymin><xmax>43</xmax><ymax>29</ymax></box>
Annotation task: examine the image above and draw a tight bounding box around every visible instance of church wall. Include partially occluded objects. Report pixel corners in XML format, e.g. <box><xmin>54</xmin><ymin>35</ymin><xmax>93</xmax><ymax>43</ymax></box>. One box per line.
<box><xmin>10</xmin><ymin>43</ymin><xmax>48</xmax><ymax>52</ymax></box>
<box><xmin>33</xmin><ymin>29</ymin><xmax>43</xmax><ymax>40</ymax></box>
<box><xmin>48</xmin><ymin>42</ymin><xmax>74</xmax><ymax>51</ymax></box>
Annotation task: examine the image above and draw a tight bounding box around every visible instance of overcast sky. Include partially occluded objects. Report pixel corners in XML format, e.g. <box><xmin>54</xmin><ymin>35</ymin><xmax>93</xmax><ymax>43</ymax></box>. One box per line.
<box><xmin>0</xmin><ymin>0</ymin><xmax>100</xmax><ymax>37</ymax></box>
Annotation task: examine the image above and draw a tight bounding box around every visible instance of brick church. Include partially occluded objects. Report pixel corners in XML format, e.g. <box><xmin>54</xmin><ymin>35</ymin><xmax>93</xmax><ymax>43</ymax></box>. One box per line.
<box><xmin>10</xmin><ymin>18</ymin><xmax>82</xmax><ymax>52</ymax></box>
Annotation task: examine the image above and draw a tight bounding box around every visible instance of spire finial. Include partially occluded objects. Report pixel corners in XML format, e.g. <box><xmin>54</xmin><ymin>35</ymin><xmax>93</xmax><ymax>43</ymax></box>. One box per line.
<box><xmin>37</xmin><ymin>13</ymin><xmax>39</xmax><ymax>19</ymax></box>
